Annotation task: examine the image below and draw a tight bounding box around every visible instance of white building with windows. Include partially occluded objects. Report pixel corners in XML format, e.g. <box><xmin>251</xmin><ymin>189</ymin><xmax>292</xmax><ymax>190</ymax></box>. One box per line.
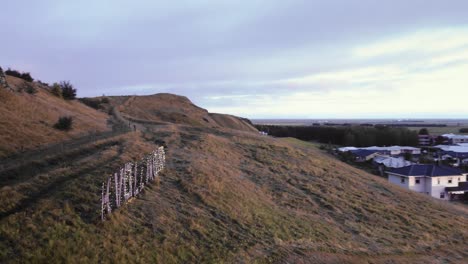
<box><xmin>338</xmin><ymin>146</ymin><xmax>420</xmax><ymax>155</ymax></box>
<box><xmin>387</xmin><ymin>165</ymin><xmax>467</xmax><ymax>200</ymax></box>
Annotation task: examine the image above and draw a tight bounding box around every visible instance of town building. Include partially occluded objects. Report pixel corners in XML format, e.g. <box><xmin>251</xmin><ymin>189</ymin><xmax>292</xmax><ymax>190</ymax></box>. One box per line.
<box><xmin>387</xmin><ymin>165</ymin><xmax>467</xmax><ymax>200</ymax></box>
<box><xmin>418</xmin><ymin>134</ymin><xmax>433</xmax><ymax>146</ymax></box>
<box><xmin>441</xmin><ymin>133</ymin><xmax>468</xmax><ymax>144</ymax></box>
<box><xmin>373</xmin><ymin>156</ymin><xmax>412</xmax><ymax>168</ymax></box>
<box><xmin>350</xmin><ymin>149</ymin><xmax>381</xmax><ymax>162</ymax></box>
<box><xmin>338</xmin><ymin>146</ymin><xmax>421</xmax><ymax>162</ymax></box>
<box><xmin>433</xmin><ymin>143</ymin><xmax>468</xmax><ymax>166</ymax></box>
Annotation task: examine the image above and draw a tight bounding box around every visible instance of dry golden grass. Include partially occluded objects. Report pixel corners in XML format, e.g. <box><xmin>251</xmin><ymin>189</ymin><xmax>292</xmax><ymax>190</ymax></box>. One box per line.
<box><xmin>209</xmin><ymin>113</ymin><xmax>257</xmax><ymax>132</ymax></box>
<box><xmin>0</xmin><ymin>76</ymin><xmax>109</xmax><ymax>157</ymax></box>
<box><xmin>110</xmin><ymin>93</ymin><xmax>257</xmax><ymax>132</ymax></box>
<box><xmin>1</xmin><ymin>92</ymin><xmax>467</xmax><ymax>263</ymax></box>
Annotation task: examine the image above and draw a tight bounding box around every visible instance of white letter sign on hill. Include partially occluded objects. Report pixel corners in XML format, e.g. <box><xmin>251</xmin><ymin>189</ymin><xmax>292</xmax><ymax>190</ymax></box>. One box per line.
<box><xmin>101</xmin><ymin>146</ymin><xmax>165</xmax><ymax>221</ymax></box>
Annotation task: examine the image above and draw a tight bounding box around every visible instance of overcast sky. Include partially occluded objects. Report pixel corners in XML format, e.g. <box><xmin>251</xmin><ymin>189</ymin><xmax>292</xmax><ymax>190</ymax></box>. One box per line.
<box><xmin>2</xmin><ymin>1</ymin><xmax>468</xmax><ymax>118</ymax></box>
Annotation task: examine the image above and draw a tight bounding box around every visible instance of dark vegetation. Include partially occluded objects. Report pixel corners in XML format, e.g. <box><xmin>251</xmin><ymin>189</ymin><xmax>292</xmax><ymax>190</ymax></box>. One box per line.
<box><xmin>59</xmin><ymin>81</ymin><xmax>77</xmax><ymax>100</ymax></box>
<box><xmin>5</xmin><ymin>68</ymin><xmax>34</xmax><ymax>82</ymax></box>
<box><xmin>50</xmin><ymin>83</ymin><xmax>62</xmax><ymax>98</ymax></box>
<box><xmin>19</xmin><ymin>82</ymin><xmax>37</xmax><ymax>94</ymax></box>
<box><xmin>37</xmin><ymin>80</ymin><xmax>49</xmax><ymax>87</ymax></box>
<box><xmin>256</xmin><ymin>124</ymin><xmax>419</xmax><ymax>146</ymax></box>
<box><xmin>460</xmin><ymin>128</ymin><xmax>468</xmax><ymax>133</ymax></box>
<box><xmin>381</xmin><ymin>123</ymin><xmax>446</xmax><ymax>127</ymax></box>
<box><xmin>312</xmin><ymin>122</ymin><xmax>446</xmax><ymax>128</ymax></box>
<box><xmin>418</xmin><ymin>128</ymin><xmax>429</xmax><ymax>135</ymax></box>
<box><xmin>54</xmin><ymin>116</ymin><xmax>73</xmax><ymax>131</ymax></box>
<box><xmin>79</xmin><ymin>97</ymin><xmax>110</xmax><ymax>110</ymax></box>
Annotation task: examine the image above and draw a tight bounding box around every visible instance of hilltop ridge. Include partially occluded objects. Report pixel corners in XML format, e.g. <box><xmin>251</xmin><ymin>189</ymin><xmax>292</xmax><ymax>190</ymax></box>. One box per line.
<box><xmin>109</xmin><ymin>93</ymin><xmax>257</xmax><ymax>132</ymax></box>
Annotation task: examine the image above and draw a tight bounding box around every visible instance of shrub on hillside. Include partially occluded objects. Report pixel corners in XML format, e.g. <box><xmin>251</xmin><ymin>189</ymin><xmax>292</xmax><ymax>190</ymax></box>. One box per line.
<box><xmin>37</xmin><ymin>80</ymin><xmax>49</xmax><ymax>87</ymax></box>
<box><xmin>79</xmin><ymin>98</ymin><xmax>102</xmax><ymax>109</ymax></box>
<box><xmin>5</xmin><ymin>68</ymin><xmax>34</xmax><ymax>82</ymax></box>
<box><xmin>54</xmin><ymin>116</ymin><xmax>73</xmax><ymax>131</ymax></box>
<box><xmin>51</xmin><ymin>83</ymin><xmax>63</xmax><ymax>98</ymax></box>
<box><xmin>79</xmin><ymin>97</ymin><xmax>110</xmax><ymax>109</ymax></box>
<box><xmin>59</xmin><ymin>81</ymin><xmax>77</xmax><ymax>100</ymax></box>
<box><xmin>19</xmin><ymin>82</ymin><xmax>37</xmax><ymax>94</ymax></box>
<box><xmin>101</xmin><ymin>97</ymin><xmax>110</xmax><ymax>104</ymax></box>
<box><xmin>459</xmin><ymin>128</ymin><xmax>468</xmax><ymax>133</ymax></box>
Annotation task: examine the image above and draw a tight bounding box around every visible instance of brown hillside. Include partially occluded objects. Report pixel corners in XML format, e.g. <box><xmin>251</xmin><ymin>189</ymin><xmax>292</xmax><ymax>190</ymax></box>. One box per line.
<box><xmin>209</xmin><ymin>113</ymin><xmax>257</xmax><ymax>132</ymax></box>
<box><xmin>111</xmin><ymin>93</ymin><xmax>257</xmax><ymax>132</ymax></box>
<box><xmin>0</xmin><ymin>76</ymin><xmax>109</xmax><ymax>157</ymax></box>
<box><xmin>0</xmin><ymin>91</ymin><xmax>467</xmax><ymax>263</ymax></box>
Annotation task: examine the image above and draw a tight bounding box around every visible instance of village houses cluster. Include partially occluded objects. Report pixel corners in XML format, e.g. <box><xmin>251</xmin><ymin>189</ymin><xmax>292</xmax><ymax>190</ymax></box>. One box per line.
<box><xmin>337</xmin><ymin>133</ymin><xmax>468</xmax><ymax>201</ymax></box>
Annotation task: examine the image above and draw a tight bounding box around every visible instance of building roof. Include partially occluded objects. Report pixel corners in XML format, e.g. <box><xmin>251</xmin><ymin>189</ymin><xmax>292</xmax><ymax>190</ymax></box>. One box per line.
<box><xmin>433</xmin><ymin>145</ymin><xmax>468</xmax><ymax>153</ymax></box>
<box><xmin>350</xmin><ymin>149</ymin><xmax>380</xmax><ymax>158</ymax></box>
<box><xmin>442</xmin><ymin>151</ymin><xmax>468</xmax><ymax>159</ymax></box>
<box><xmin>337</xmin><ymin>146</ymin><xmax>358</xmax><ymax>152</ymax></box>
<box><xmin>388</xmin><ymin>164</ymin><xmax>463</xmax><ymax>177</ymax></box>
<box><xmin>364</xmin><ymin>146</ymin><xmax>420</xmax><ymax>151</ymax></box>
<box><xmin>373</xmin><ymin>156</ymin><xmax>412</xmax><ymax>168</ymax></box>
<box><xmin>340</xmin><ymin>145</ymin><xmax>420</xmax><ymax>153</ymax></box>
<box><xmin>442</xmin><ymin>133</ymin><xmax>468</xmax><ymax>140</ymax></box>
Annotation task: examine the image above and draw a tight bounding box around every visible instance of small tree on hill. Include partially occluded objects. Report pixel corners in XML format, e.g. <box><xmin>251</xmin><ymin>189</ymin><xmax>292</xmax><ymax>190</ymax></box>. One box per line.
<box><xmin>60</xmin><ymin>81</ymin><xmax>77</xmax><ymax>100</ymax></box>
<box><xmin>101</xmin><ymin>97</ymin><xmax>110</xmax><ymax>104</ymax></box>
<box><xmin>20</xmin><ymin>82</ymin><xmax>37</xmax><ymax>94</ymax></box>
<box><xmin>5</xmin><ymin>68</ymin><xmax>34</xmax><ymax>82</ymax></box>
<box><xmin>418</xmin><ymin>128</ymin><xmax>429</xmax><ymax>135</ymax></box>
<box><xmin>51</xmin><ymin>83</ymin><xmax>63</xmax><ymax>98</ymax></box>
<box><xmin>54</xmin><ymin>116</ymin><xmax>73</xmax><ymax>131</ymax></box>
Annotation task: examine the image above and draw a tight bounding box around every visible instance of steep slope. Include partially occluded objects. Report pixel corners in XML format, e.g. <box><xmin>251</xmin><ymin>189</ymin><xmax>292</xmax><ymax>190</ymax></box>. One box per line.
<box><xmin>0</xmin><ymin>76</ymin><xmax>110</xmax><ymax>157</ymax></box>
<box><xmin>1</xmin><ymin>113</ymin><xmax>467</xmax><ymax>263</ymax></box>
<box><xmin>209</xmin><ymin>113</ymin><xmax>257</xmax><ymax>132</ymax></box>
<box><xmin>111</xmin><ymin>93</ymin><xmax>257</xmax><ymax>132</ymax></box>
<box><xmin>0</xmin><ymin>88</ymin><xmax>466</xmax><ymax>263</ymax></box>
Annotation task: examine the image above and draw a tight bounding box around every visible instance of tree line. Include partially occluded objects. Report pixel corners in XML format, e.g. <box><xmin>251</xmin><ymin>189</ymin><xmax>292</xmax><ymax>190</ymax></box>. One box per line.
<box><xmin>255</xmin><ymin>125</ymin><xmax>419</xmax><ymax>146</ymax></box>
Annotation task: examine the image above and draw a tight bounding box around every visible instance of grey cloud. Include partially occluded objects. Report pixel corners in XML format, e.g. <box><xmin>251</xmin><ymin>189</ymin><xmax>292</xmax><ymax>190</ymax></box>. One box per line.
<box><xmin>2</xmin><ymin>1</ymin><xmax>468</xmax><ymax>117</ymax></box>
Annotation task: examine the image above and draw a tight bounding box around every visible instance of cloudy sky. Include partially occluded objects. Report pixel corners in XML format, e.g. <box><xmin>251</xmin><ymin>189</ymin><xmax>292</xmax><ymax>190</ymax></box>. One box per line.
<box><xmin>2</xmin><ymin>1</ymin><xmax>468</xmax><ymax>118</ymax></box>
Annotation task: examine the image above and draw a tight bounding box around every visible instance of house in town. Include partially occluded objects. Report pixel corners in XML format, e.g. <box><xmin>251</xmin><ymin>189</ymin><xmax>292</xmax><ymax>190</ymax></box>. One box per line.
<box><xmin>387</xmin><ymin>164</ymin><xmax>467</xmax><ymax>200</ymax></box>
<box><xmin>338</xmin><ymin>146</ymin><xmax>421</xmax><ymax>161</ymax></box>
<box><xmin>433</xmin><ymin>144</ymin><xmax>468</xmax><ymax>166</ymax></box>
<box><xmin>441</xmin><ymin>133</ymin><xmax>468</xmax><ymax>144</ymax></box>
<box><xmin>418</xmin><ymin>134</ymin><xmax>433</xmax><ymax>146</ymax></box>
<box><xmin>350</xmin><ymin>149</ymin><xmax>381</xmax><ymax>162</ymax></box>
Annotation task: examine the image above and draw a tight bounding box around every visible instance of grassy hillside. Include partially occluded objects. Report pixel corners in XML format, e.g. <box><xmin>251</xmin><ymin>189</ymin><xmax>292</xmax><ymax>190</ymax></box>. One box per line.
<box><xmin>0</xmin><ymin>76</ymin><xmax>109</xmax><ymax>157</ymax></box>
<box><xmin>209</xmin><ymin>113</ymin><xmax>257</xmax><ymax>132</ymax></box>
<box><xmin>0</xmin><ymin>91</ymin><xmax>467</xmax><ymax>263</ymax></box>
<box><xmin>111</xmin><ymin>93</ymin><xmax>257</xmax><ymax>132</ymax></box>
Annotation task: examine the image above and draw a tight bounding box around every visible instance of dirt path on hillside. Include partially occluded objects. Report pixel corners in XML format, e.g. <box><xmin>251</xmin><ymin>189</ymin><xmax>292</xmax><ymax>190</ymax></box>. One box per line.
<box><xmin>0</xmin><ymin>130</ymin><xmax>127</xmax><ymax>173</ymax></box>
<box><xmin>113</xmin><ymin>96</ymin><xmax>171</xmax><ymax>132</ymax></box>
<box><xmin>0</xmin><ymin>142</ymin><xmax>125</xmax><ymax>221</ymax></box>
<box><xmin>0</xmin><ymin>103</ymin><xmax>137</xmax><ymax>172</ymax></box>
<box><xmin>111</xmin><ymin>106</ymin><xmax>147</xmax><ymax>132</ymax></box>
<box><xmin>0</xmin><ymin>98</ymin><xmax>161</xmax><ymax>175</ymax></box>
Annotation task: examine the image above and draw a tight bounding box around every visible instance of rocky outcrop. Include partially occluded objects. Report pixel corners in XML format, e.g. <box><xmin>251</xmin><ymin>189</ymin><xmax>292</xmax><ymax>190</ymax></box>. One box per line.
<box><xmin>0</xmin><ymin>67</ymin><xmax>12</xmax><ymax>91</ymax></box>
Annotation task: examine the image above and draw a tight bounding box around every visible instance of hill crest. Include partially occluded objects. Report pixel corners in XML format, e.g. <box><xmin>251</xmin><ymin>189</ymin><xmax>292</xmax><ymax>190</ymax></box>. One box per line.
<box><xmin>109</xmin><ymin>93</ymin><xmax>257</xmax><ymax>132</ymax></box>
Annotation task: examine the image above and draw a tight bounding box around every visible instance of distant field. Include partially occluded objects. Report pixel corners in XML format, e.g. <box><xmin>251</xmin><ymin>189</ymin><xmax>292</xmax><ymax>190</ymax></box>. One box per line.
<box><xmin>253</xmin><ymin>119</ymin><xmax>468</xmax><ymax>136</ymax></box>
